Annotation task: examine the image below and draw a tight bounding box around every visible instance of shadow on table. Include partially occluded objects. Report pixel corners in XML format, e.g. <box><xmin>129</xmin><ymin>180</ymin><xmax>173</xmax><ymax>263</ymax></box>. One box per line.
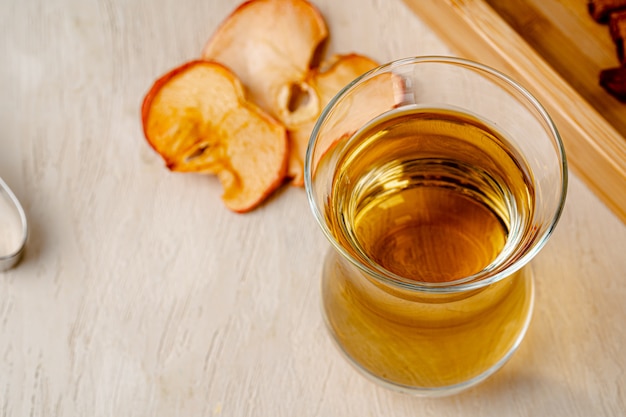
<box><xmin>377</xmin><ymin>362</ymin><xmax>601</xmax><ymax>416</ymax></box>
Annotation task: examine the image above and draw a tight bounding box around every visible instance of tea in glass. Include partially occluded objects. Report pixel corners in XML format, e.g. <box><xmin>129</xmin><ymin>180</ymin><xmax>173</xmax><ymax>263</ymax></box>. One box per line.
<box><xmin>305</xmin><ymin>57</ymin><xmax>567</xmax><ymax>395</ymax></box>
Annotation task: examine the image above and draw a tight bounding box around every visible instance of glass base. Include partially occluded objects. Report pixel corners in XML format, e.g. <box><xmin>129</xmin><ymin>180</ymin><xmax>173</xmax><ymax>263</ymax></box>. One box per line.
<box><xmin>323</xmin><ymin>309</ymin><xmax>532</xmax><ymax>397</ymax></box>
<box><xmin>320</xmin><ymin>251</ymin><xmax>535</xmax><ymax>397</ymax></box>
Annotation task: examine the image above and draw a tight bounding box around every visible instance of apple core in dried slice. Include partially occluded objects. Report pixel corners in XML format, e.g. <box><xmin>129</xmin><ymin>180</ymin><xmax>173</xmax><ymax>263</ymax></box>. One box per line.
<box><xmin>287</xmin><ymin>54</ymin><xmax>398</xmax><ymax>186</ymax></box>
<box><xmin>142</xmin><ymin>60</ymin><xmax>288</xmax><ymax>213</ymax></box>
<box><xmin>201</xmin><ymin>0</ymin><xmax>328</xmax><ymax>126</ymax></box>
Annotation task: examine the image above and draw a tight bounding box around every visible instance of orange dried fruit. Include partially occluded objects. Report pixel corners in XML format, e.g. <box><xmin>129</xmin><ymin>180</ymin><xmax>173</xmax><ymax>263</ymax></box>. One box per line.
<box><xmin>201</xmin><ymin>0</ymin><xmax>328</xmax><ymax>126</ymax></box>
<box><xmin>142</xmin><ymin>60</ymin><xmax>289</xmax><ymax>213</ymax></box>
<box><xmin>286</xmin><ymin>54</ymin><xmax>383</xmax><ymax>185</ymax></box>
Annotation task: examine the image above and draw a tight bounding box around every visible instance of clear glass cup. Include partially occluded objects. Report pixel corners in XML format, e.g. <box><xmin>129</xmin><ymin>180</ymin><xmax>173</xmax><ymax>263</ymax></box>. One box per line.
<box><xmin>304</xmin><ymin>56</ymin><xmax>567</xmax><ymax>396</ymax></box>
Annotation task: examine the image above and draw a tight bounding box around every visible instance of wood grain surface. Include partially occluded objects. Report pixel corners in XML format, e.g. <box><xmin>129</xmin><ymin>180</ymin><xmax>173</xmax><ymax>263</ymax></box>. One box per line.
<box><xmin>0</xmin><ymin>0</ymin><xmax>625</xmax><ymax>416</ymax></box>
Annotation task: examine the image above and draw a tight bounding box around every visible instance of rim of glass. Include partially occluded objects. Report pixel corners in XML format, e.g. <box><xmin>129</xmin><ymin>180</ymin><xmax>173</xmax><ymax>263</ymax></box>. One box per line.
<box><xmin>304</xmin><ymin>56</ymin><xmax>568</xmax><ymax>293</ymax></box>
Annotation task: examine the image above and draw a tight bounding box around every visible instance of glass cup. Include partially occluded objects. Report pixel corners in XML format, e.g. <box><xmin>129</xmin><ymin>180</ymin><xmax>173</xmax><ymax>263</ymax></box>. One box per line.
<box><xmin>304</xmin><ymin>56</ymin><xmax>567</xmax><ymax>396</ymax></box>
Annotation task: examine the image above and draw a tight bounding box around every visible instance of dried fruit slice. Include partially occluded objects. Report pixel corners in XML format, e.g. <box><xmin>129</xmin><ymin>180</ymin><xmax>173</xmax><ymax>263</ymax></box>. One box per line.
<box><xmin>286</xmin><ymin>54</ymin><xmax>382</xmax><ymax>185</ymax></box>
<box><xmin>609</xmin><ymin>10</ymin><xmax>626</xmax><ymax>64</ymax></box>
<box><xmin>201</xmin><ymin>0</ymin><xmax>328</xmax><ymax>125</ymax></box>
<box><xmin>142</xmin><ymin>60</ymin><xmax>288</xmax><ymax>213</ymax></box>
<box><xmin>600</xmin><ymin>66</ymin><xmax>626</xmax><ymax>101</ymax></box>
<box><xmin>310</xmin><ymin>70</ymin><xmax>402</xmax><ymax>175</ymax></box>
<box><xmin>588</xmin><ymin>0</ymin><xmax>626</xmax><ymax>22</ymax></box>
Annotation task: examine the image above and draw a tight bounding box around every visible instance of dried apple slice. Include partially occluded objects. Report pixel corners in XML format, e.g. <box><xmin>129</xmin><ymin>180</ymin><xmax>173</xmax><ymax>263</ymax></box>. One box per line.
<box><xmin>142</xmin><ymin>60</ymin><xmax>288</xmax><ymax>213</ymax></box>
<box><xmin>201</xmin><ymin>0</ymin><xmax>328</xmax><ymax>126</ymax></box>
<box><xmin>309</xmin><ymin>70</ymin><xmax>403</xmax><ymax>177</ymax></box>
<box><xmin>288</xmin><ymin>54</ymin><xmax>402</xmax><ymax>186</ymax></box>
<box><xmin>288</xmin><ymin>54</ymin><xmax>381</xmax><ymax>185</ymax></box>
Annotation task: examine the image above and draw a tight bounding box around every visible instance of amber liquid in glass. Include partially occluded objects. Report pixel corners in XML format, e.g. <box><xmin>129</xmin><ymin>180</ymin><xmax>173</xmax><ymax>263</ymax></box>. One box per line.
<box><xmin>321</xmin><ymin>106</ymin><xmax>535</xmax><ymax>389</ymax></box>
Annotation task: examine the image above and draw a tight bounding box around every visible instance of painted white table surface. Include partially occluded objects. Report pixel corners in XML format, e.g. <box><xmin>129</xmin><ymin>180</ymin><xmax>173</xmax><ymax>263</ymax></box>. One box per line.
<box><xmin>1</xmin><ymin>0</ymin><xmax>625</xmax><ymax>415</ymax></box>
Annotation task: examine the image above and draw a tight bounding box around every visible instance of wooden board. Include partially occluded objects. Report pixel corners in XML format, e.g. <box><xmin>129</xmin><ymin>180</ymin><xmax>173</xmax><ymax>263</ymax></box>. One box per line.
<box><xmin>403</xmin><ymin>0</ymin><xmax>626</xmax><ymax>223</ymax></box>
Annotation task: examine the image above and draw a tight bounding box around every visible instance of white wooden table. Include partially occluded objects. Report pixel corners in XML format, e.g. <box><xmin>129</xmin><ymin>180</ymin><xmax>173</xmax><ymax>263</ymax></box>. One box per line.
<box><xmin>1</xmin><ymin>0</ymin><xmax>625</xmax><ymax>415</ymax></box>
